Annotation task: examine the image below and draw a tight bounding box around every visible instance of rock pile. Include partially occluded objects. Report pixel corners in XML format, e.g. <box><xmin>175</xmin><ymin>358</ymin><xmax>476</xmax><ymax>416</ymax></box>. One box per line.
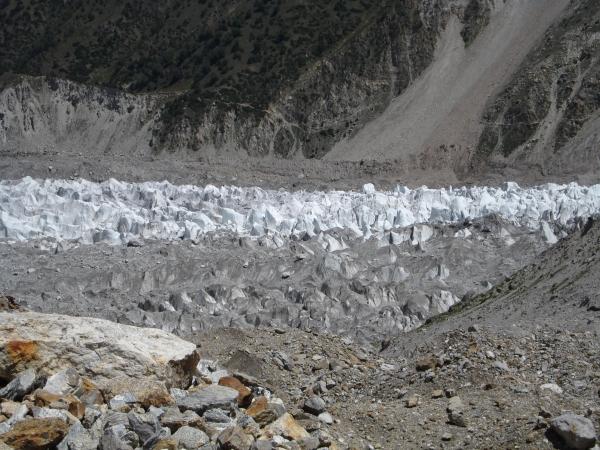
<box><xmin>0</xmin><ymin>310</ymin><xmax>344</xmax><ymax>450</ymax></box>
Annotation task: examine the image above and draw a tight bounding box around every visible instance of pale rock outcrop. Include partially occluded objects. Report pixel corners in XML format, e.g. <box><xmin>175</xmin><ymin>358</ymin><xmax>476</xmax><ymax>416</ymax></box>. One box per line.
<box><xmin>0</xmin><ymin>312</ymin><xmax>199</xmax><ymax>387</ymax></box>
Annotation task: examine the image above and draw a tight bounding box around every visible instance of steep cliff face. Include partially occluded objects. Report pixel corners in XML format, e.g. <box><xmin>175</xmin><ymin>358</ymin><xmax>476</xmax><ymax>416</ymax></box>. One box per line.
<box><xmin>0</xmin><ymin>77</ymin><xmax>164</xmax><ymax>157</ymax></box>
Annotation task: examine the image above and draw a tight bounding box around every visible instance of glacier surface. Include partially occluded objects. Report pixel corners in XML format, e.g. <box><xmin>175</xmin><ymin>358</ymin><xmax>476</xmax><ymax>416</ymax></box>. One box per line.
<box><xmin>1</xmin><ymin>177</ymin><xmax>599</xmax><ymax>244</ymax></box>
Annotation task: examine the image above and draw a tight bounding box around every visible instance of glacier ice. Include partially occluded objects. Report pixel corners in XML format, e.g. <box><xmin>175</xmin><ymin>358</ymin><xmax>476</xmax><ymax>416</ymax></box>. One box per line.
<box><xmin>1</xmin><ymin>177</ymin><xmax>600</xmax><ymax>244</ymax></box>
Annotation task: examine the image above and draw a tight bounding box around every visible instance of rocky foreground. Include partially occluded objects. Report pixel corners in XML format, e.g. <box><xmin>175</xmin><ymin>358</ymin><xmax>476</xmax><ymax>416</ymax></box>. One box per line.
<box><xmin>0</xmin><ymin>294</ymin><xmax>598</xmax><ymax>449</ymax></box>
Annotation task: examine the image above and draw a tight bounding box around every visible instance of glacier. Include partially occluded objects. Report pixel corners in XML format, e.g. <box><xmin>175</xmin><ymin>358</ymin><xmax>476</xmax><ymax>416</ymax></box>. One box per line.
<box><xmin>1</xmin><ymin>177</ymin><xmax>600</xmax><ymax>244</ymax></box>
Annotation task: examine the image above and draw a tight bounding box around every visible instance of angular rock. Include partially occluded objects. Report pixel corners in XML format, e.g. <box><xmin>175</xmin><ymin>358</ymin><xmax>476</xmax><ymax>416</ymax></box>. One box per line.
<box><xmin>264</xmin><ymin>413</ymin><xmax>309</xmax><ymax>441</ymax></box>
<box><xmin>100</xmin><ymin>424</ymin><xmax>139</xmax><ymax>450</ymax></box>
<box><xmin>172</xmin><ymin>426</ymin><xmax>210</xmax><ymax>448</ymax></box>
<box><xmin>0</xmin><ymin>418</ymin><xmax>69</xmax><ymax>450</ymax></box>
<box><xmin>32</xmin><ymin>390</ymin><xmax>85</xmax><ymax>420</ymax></box>
<box><xmin>218</xmin><ymin>377</ymin><xmax>252</xmax><ymax>407</ymax></box>
<box><xmin>303</xmin><ymin>397</ymin><xmax>326</xmax><ymax>415</ymax></box>
<box><xmin>217</xmin><ymin>426</ymin><xmax>254</xmax><ymax>450</ymax></box>
<box><xmin>0</xmin><ymin>369</ymin><xmax>41</xmax><ymax>401</ymax></box>
<box><xmin>101</xmin><ymin>377</ymin><xmax>174</xmax><ymax>408</ymax></box>
<box><xmin>0</xmin><ymin>312</ymin><xmax>199</xmax><ymax>388</ymax></box>
<box><xmin>246</xmin><ymin>397</ymin><xmax>285</xmax><ymax>426</ymax></box>
<box><xmin>177</xmin><ymin>385</ymin><xmax>238</xmax><ymax>414</ymax></box>
<box><xmin>150</xmin><ymin>438</ymin><xmax>178</xmax><ymax>450</ymax></box>
<box><xmin>128</xmin><ymin>411</ymin><xmax>160</xmax><ymax>443</ymax></box>
<box><xmin>550</xmin><ymin>413</ymin><xmax>596</xmax><ymax>450</ymax></box>
<box><xmin>317</xmin><ymin>412</ymin><xmax>333</xmax><ymax>425</ymax></box>
<box><xmin>57</xmin><ymin>421</ymin><xmax>98</xmax><ymax>450</ymax></box>
<box><xmin>160</xmin><ymin>407</ymin><xmax>203</xmax><ymax>432</ymax></box>
<box><xmin>44</xmin><ymin>368</ymin><xmax>82</xmax><ymax>396</ymax></box>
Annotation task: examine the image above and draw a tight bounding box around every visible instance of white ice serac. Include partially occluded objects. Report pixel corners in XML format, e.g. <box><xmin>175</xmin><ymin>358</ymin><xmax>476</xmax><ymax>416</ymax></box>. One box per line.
<box><xmin>1</xmin><ymin>177</ymin><xmax>599</xmax><ymax>244</ymax></box>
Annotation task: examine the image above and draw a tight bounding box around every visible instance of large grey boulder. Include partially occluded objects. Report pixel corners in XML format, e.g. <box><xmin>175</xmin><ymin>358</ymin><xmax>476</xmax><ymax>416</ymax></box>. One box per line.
<box><xmin>0</xmin><ymin>368</ymin><xmax>41</xmax><ymax>400</ymax></box>
<box><xmin>127</xmin><ymin>411</ymin><xmax>160</xmax><ymax>444</ymax></box>
<box><xmin>57</xmin><ymin>421</ymin><xmax>99</xmax><ymax>450</ymax></box>
<box><xmin>176</xmin><ymin>385</ymin><xmax>239</xmax><ymax>414</ymax></box>
<box><xmin>550</xmin><ymin>413</ymin><xmax>597</xmax><ymax>449</ymax></box>
<box><xmin>172</xmin><ymin>425</ymin><xmax>210</xmax><ymax>448</ymax></box>
<box><xmin>0</xmin><ymin>312</ymin><xmax>199</xmax><ymax>388</ymax></box>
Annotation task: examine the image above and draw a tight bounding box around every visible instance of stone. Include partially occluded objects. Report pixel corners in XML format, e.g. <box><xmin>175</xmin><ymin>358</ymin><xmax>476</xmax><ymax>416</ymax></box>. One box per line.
<box><xmin>56</xmin><ymin>421</ymin><xmax>98</xmax><ymax>450</ymax></box>
<box><xmin>272</xmin><ymin>352</ymin><xmax>294</xmax><ymax>371</ymax></box>
<box><xmin>100</xmin><ymin>424</ymin><xmax>139</xmax><ymax>450</ymax></box>
<box><xmin>447</xmin><ymin>396</ymin><xmax>467</xmax><ymax>427</ymax></box>
<box><xmin>492</xmin><ymin>361</ymin><xmax>510</xmax><ymax>372</ymax></box>
<box><xmin>172</xmin><ymin>425</ymin><xmax>210</xmax><ymax>448</ymax></box>
<box><xmin>317</xmin><ymin>412</ymin><xmax>333</xmax><ymax>425</ymax></box>
<box><xmin>204</xmin><ymin>408</ymin><xmax>233</xmax><ymax>424</ymax></box>
<box><xmin>0</xmin><ymin>369</ymin><xmax>40</xmax><ymax>400</ymax></box>
<box><xmin>0</xmin><ymin>404</ymin><xmax>29</xmax><ymax>435</ymax></box>
<box><xmin>160</xmin><ymin>407</ymin><xmax>203</xmax><ymax>432</ymax></box>
<box><xmin>31</xmin><ymin>406</ymin><xmax>78</xmax><ymax>424</ymax></box>
<box><xmin>550</xmin><ymin>413</ymin><xmax>596</xmax><ymax>449</ymax></box>
<box><xmin>109</xmin><ymin>393</ymin><xmax>137</xmax><ymax>411</ymax></box>
<box><xmin>264</xmin><ymin>414</ymin><xmax>309</xmax><ymax>441</ymax></box>
<box><xmin>44</xmin><ymin>368</ymin><xmax>82</xmax><ymax>396</ymax></box>
<box><xmin>217</xmin><ymin>426</ymin><xmax>254</xmax><ymax>450</ymax></box>
<box><xmin>540</xmin><ymin>383</ymin><xmax>563</xmax><ymax>395</ymax></box>
<box><xmin>0</xmin><ymin>401</ymin><xmax>21</xmax><ymax>418</ymax></box>
<box><xmin>298</xmin><ymin>435</ymin><xmax>320</xmax><ymax>450</ymax></box>
<box><xmin>0</xmin><ymin>369</ymin><xmax>41</xmax><ymax>401</ymax></box>
<box><xmin>0</xmin><ymin>312</ymin><xmax>199</xmax><ymax>388</ymax></box>
<box><xmin>101</xmin><ymin>377</ymin><xmax>174</xmax><ymax>408</ymax></box>
<box><xmin>32</xmin><ymin>390</ymin><xmax>85</xmax><ymax>420</ymax></box>
<box><xmin>405</xmin><ymin>395</ymin><xmax>420</xmax><ymax>408</ymax></box>
<box><xmin>441</xmin><ymin>432</ymin><xmax>452</xmax><ymax>441</ymax></box>
<box><xmin>303</xmin><ymin>397</ymin><xmax>326</xmax><ymax>415</ymax></box>
<box><xmin>128</xmin><ymin>411</ymin><xmax>161</xmax><ymax>443</ymax></box>
<box><xmin>218</xmin><ymin>376</ymin><xmax>253</xmax><ymax>407</ymax></box>
<box><xmin>176</xmin><ymin>385</ymin><xmax>238</xmax><ymax>414</ymax></box>
<box><xmin>246</xmin><ymin>397</ymin><xmax>285</xmax><ymax>426</ymax></box>
<box><xmin>431</xmin><ymin>390</ymin><xmax>444</xmax><ymax>399</ymax></box>
<box><xmin>0</xmin><ymin>418</ymin><xmax>69</xmax><ymax>449</ymax></box>
<box><xmin>151</xmin><ymin>438</ymin><xmax>178</xmax><ymax>450</ymax></box>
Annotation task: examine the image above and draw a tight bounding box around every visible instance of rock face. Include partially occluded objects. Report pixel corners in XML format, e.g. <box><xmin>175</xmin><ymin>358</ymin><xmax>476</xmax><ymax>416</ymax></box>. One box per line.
<box><xmin>0</xmin><ymin>311</ymin><xmax>199</xmax><ymax>387</ymax></box>
<box><xmin>2</xmin><ymin>0</ymin><xmax>597</xmax><ymax>182</ymax></box>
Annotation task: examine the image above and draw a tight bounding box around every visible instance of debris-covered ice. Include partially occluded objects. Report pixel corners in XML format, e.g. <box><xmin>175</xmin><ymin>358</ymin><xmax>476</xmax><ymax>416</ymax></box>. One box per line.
<box><xmin>1</xmin><ymin>177</ymin><xmax>599</xmax><ymax>244</ymax></box>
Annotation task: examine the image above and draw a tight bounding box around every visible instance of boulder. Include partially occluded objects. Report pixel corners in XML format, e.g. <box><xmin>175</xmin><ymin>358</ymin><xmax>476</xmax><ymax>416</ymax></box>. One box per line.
<box><xmin>303</xmin><ymin>396</ymin><xmax>326</xmax><ymax>415</ymax></box>
<box><xmin>0</xmin><ymin>312</ymin><xmax>199</xmax><ymax>388</ymax></box>
<box><xmin>172</xmin><ymin>425</ymin><xmax>210</xmax><ymax>448</ymax></box>
<box><xmin>127</xmin><ymin>411</ymin><xmax>161</xmax><ymax>443</ymax></box>
<box><xmin>56</xmin><ymin>421</ymin><xmax>98</xmax><ymax>450</ymax></box>
<box><xmin>176</xmin><ymin>385</ymin><xmax>238</xmax><ymax>414</ymax></box>
<box><xmin>43</xmin><ymin>368</ymin><xmax>83</xmax><ymax>396</ymax></box>
<box><xmin>0</xmin><ymin>418</ymin><xmax>69</xmax><ymax>449</ymax></box>
<box><xmin>246</xmin><ymin>397</ymin><xmax>285</xmax><ymax>426</ymax></box>
<box><xmin>264</xmin><ymin>413</ymin><xmax>309</xmax><ymax>441</ymax></box>
<box><xmin>217</xmin><ymin>426</ymin><xmax>254</xmax><ymax>450</ymax></box>
<box><xmin>218</xmin><ymin>376</ymin><xmax>252</xmax><ymax>407</ymax></box>
<box><xmin>0</xmin><ymin>369</ymin><xmax>41</xmax><ymax>400</ymax></box>
<box><xmin>101</xmin><ymin>376</ymin><xmax>174</xmax><ymax>408</ymax></box>
<box><xmin>160</xmin><ymin>407</ymin><xmax>203</xmax><ymax>432</ymax></box>
<box><xmin>550</xmin><ymin>413</ymin><xmax>596</xmax><ymax>449</ymax></box>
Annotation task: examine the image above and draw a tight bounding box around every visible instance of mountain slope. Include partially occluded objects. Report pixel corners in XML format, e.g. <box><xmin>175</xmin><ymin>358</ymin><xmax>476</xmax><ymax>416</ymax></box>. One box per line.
<box><xmin>1</xmin><ymin>0</ymin><xmax>599</xmax><ymax>182</ymax></box>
